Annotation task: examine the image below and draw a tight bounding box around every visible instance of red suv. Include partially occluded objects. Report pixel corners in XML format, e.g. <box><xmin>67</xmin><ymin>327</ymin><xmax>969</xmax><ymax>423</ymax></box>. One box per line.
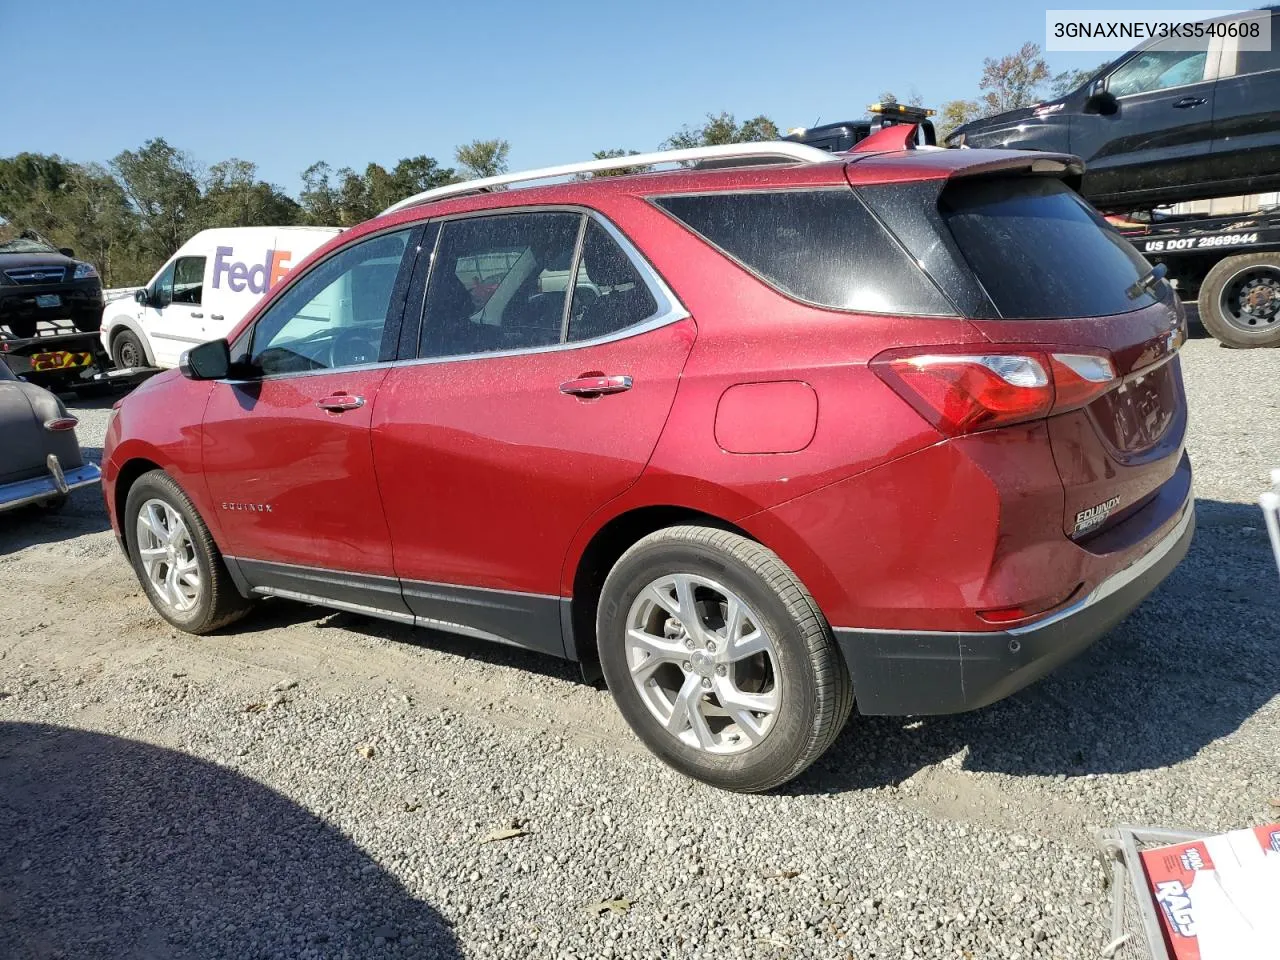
<box><xmin>102</xmin><ymin>135</ymin><xmax>1193</xmax><ymax>792</ymax></box>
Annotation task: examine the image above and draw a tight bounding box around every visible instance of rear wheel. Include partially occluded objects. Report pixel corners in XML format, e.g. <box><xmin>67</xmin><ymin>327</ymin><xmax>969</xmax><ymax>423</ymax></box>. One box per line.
<box><xmin>124</xmin><ymin>470</ymin><xmax>253</xmax><ymax>634</ymax></box>
<box><xmin>72</xmin><ymin>309</ymin><xmax>102</xmax><ymax>333</ymax></box>
<box><xmin>597</xmin><ymin>526</ymin><xmax>853</xmax><ymax>792</ymax></box>
<box><xmin>111</xmin><ymin>329</ymin><xmax>147</xmax><ymax>369</ymax></box>
<box><xmin>5</xmin><ymin>318</ymin><xmax>37</xmax><ymax>339</ymax></box>
<box><xmin>1198</xmin><ymin>253</ymin><xmax>1280</xmax><ymax>348</ymax></box>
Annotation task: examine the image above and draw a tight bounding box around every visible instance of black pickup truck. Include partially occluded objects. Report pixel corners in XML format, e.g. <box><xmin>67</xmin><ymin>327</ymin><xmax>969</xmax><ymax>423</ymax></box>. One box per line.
<box><xmin>946</xmin><ymin>7</ymin><xmax>1280</xmax><ymax>210</ymax></box>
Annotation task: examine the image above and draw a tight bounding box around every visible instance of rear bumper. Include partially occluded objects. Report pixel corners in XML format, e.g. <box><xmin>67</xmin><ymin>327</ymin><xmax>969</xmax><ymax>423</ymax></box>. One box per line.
<box><xmin>0</xmin><ymin>459</ymin><xmax>101</xmax><ymax>513</ymax></box>
<box><xmin>0</xmin><ymin>280</ymin><xmax>104</xmax><ymax>319</ymax></box>
<box><xmin>835</xmin><ymin>495</ymin><xmax>1195</xmax><ymax>715</ymax></box>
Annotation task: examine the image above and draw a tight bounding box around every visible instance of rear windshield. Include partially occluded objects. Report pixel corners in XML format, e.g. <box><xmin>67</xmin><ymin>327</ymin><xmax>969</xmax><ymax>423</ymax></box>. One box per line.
<box><xmin>940</xmin><ymin>177</ymin><xmax>1157</xmax><ymax>319</ymax></box>
<box><xmin>653</xmin><ymin>190</ymin><xmax>954</xmax><ymax>316</ymax></box>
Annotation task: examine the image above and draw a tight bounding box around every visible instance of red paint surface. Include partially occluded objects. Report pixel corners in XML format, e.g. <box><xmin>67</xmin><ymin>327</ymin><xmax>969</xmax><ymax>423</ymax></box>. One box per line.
<box><xmin>714</xmin><ymin>381</ymin><xmax>817</xmax><ymax>454</ymax></box>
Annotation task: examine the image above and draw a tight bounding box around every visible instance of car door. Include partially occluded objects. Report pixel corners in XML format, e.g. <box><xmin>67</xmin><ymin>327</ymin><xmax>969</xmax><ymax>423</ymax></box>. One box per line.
<box><xmin>1208</xmin><ymin>11</ymin><xmax>1280</xmax><ymax>192</ymax></box>
<box><xmin>371</xmin><ymin>211</ymin><xmax>695</xmax><ymax>656</ymax></box>
<box><xmin>1072</xmin><ymin>33</ymin><xmax>1217</xmax><ymax>203</ymax></box>
<box><xmin>145</xmin><ymin>255</ymin><xmax>208</xmax><ymax>366</ymax></box>
<box><xmin>200</xmin><ymin>226</ymin><xmax>420</xmax><ymax>614</ymax></box>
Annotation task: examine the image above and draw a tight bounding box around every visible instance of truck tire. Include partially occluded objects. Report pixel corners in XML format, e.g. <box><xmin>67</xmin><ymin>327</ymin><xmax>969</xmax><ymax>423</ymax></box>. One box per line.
<box><xmin>111</xmin><ymin>329</ymin><xmax>147</xmax><ymax>369</ymax></box>
<box><xmin>5</xmin><ymin>318</ymin><xmax>37</xmax><ymax>339</ymax></box>
<box><xmin>72</xmin><ymin>309</ymin><xmax>103</xmax><ymax>333</ymax></box>
<box><xmin>1197</xmin><ymin>253</ymin><xmax>1280</xmax><ymax>348</ymax></box>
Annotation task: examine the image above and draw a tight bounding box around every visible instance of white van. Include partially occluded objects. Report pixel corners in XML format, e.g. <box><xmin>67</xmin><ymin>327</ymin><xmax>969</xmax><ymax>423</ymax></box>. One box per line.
<box><xmin>100</xmin><ymin>226</ymin><xmax>342</xmax><ymax>369</ymax></box>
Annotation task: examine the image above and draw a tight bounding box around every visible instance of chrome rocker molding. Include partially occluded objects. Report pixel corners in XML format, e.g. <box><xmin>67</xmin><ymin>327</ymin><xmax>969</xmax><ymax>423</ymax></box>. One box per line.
<box><xmin>0</xmin><ymin>458</ymin><xmax>101</xmax><ymax>513</ymax></box>
<box><xmin>833</xmin><ymin>497</ymin><xmax>1195</xmax><ymax>716</ymax></box>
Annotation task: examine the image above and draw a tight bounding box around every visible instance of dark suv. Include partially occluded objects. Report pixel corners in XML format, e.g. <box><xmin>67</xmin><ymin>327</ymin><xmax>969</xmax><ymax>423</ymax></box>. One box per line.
<box><xmin>0</xmin><ymin>233</ymin><xmax>105</xmax><ymax>338</ymax></box>
<box><xmin>103</xmin><ymin>136</ymin><xmax>1192</xmax><ymax>792</ymax></box>
<box><xmin>947</xmin><ymin>8</ymin><xmax>1280</xmax><ymax>209</ymax></box>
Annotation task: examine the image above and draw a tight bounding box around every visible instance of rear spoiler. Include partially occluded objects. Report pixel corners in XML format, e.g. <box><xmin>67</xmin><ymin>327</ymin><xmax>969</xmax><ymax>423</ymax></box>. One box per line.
<box><xmin>847</xmin><ymin>129</ymin><xmax>1085</xmax><ymax>193</ymax></box>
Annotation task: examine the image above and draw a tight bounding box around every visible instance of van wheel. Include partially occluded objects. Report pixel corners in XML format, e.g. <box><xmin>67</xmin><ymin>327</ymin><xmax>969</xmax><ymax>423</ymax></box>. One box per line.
<box><xmin>596</xmin><ymin>526</ymin><xmax>853</xmax><ymax>792</ymax></box>
<box><xmin>111</xmin><ymin>329</ymin><xmax>147</xmax><ymax>369</ymax></box>
<box><xmin>1198</xmin><ymin>253</ymin><xmax>1280</xmax><ymax>348</ymax></box>
<box><xmin>124</xmin><ymin>470</ymin><xmax>253</xmax><ymax>634</ymax></box>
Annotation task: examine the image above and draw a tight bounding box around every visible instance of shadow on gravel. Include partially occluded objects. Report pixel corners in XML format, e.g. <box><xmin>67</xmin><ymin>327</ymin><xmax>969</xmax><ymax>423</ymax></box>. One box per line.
<box><xmin>794</xmin><ymin>498</ymin><xmax>1279</xmax><ymax>794</ymax></box>
<box><xmin>0</xmin><ymin>456</ymin><xmax>110</xmax><ymax>553</ymax></box>
<box><xmin>0</xmin><ymin>723</ymin><xmax>461</xmax><ymax>960</ymax></box>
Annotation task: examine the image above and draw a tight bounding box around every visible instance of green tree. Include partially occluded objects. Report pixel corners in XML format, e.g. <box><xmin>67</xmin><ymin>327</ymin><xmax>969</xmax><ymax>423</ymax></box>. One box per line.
<box><xmin>111</xmin><ymin>138</ymin><xmax>203</xmax><ymax>265</ymax></box>
<box><xmin>979</xmin><ymin>42</ymin><xmax>1051</xmax><ymax>115</ymax></box>
<box><xmin>576</xmin><ymin>149</ymin><xmax>651</xmax><ymax>179</ymax></box>
<box><xmin>1051</xmin><ymin>61</ymin><xmax>1110</xmax><ymax>97</ymax></box>
<box><xmin>203</xmin><ymin>159</ymin><xmax>301</xmax><ymax>228</ymax></box>
<box><xmin>663</xmin><ymin>112</ymin><xmax>780</xmax><ymax>150</ymax></box>
<box><xmin>937</xmin><ymin>99</ymin><xmax>982</xmax><ymax>140</ymax></box>
<box><xmin>455</xmin><ymin>139</ymin><xmax>511</xmax><ymax>180</ymax></box>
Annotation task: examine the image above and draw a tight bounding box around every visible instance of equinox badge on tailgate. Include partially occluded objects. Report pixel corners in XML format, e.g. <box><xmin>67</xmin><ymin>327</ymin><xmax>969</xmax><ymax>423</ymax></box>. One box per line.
<box><xmin>1074</xmin><ymin>496</ymin><xmax>1121</xmax><ymax>535</ymax></box>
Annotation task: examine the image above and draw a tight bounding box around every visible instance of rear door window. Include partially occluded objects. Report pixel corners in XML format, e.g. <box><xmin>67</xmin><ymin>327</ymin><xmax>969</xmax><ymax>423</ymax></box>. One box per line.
<box><xmin>653</xmin><ymin>189</ymin><xmax>954</xmax><ymax>316</ymax></box>
<box><xmin>566</xmin><ymin>220</ymin><xmax>659</xmax><ymax>342</ymax></box>
<box><xmin>939</xmin><ymin>176</ymin><xmax>1158</xmax><ymax>319</ymax></box>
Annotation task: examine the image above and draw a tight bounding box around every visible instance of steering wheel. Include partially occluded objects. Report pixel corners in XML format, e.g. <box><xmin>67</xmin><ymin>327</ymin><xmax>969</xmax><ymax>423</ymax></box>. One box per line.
<box><xmin>328</xmin><ymin>328</ymin><xmax>379</xmax><ymax>368</ymax></box>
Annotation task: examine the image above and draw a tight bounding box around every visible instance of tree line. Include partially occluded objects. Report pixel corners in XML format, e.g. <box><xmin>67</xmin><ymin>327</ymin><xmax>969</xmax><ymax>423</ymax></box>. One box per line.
<box><xmin>0</xmin><ymin>43</ymin><xmax>1095</xmax><ymax>287</ymax></box>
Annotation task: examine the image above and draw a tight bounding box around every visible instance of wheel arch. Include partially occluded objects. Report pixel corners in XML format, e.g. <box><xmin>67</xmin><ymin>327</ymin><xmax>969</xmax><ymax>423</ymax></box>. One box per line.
<box><xmin>106</xmin><ymin>317</ymin><xmax>156</xmax><ymax>366</ymax></box>
<box><xmin>567</xmin><ymin>504</ymin><xmax>754</xmax><ymax>682</ymax></box>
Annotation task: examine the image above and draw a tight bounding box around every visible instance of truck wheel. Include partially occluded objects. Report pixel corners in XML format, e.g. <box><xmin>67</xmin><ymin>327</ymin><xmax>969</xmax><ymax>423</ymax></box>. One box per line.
<box><xmin>596</xmin><ymin>526</ymin><xmax>853</xmax><ymax>792</ymax></box>
<box><xmin>1198</xmin><ymin>253</ymin><xmax>1280</xmax><ymax>348</ymax></box>
<box><xmin>111</xmin><ymin>329</ymin><xmax>147</xmax><ymax>369</ymax></box>
<box><xmin>5</xmin><ymin>318</ymin><xmax>37</xmax><ymax>339</ymax></box>
<box><xmin>72</xmin><ymin>310</ymin><xmax>103</xmax><ymax>333</ymax></box>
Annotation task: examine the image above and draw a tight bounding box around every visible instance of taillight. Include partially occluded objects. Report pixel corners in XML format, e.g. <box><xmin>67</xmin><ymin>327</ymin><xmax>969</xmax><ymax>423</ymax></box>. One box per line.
<box><xmin>44</xmin><ymin>417</ymin><xmax>78</xmax><ymax>432</ymax></box>
<box><xmin>872</xmin><ymin>347</ymin><xmax>1118</xmax><ymax>437</ymax></box>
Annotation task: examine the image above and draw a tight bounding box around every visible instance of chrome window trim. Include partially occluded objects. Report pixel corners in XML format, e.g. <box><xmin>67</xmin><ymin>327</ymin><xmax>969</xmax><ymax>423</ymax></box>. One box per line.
<box><xmin>400</xmin><ymin>204</ymin><xmax>690</xmax><ymax>368</ymax></box>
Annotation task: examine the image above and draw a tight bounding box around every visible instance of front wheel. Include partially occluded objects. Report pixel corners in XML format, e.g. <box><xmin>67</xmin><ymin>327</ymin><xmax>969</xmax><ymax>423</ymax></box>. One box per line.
<box><xmin>1198</xmin><ymin>253</ymin><xmax>1280</xmax><ymax>348</ymax></box>
<box><xmin>111</xmin><ymin>329</ymin><xmax>147</xmax><ymax>369</ymax></box>
<box><xmin>597</xmin><ymin>526</ymin><xmax>853</xmax><ymax>792</ymax></box>
<box><xmin>124</xmin><ymin>470</ymin><xmax>253</xmax><ymax>634</ymax></box>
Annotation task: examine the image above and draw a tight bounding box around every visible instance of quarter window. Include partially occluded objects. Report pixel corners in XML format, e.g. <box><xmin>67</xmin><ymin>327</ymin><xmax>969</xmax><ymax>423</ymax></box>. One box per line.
<box><xmin>172</xmin><ymin>256</ymin><xmax>205</xmax><ymax>306</ymax></box>
<box><xmin>654</xmin><ymin>190</ymin><xmax>953</xmax><ymax>316</ymax></box>
<box><xmin>249</xmin><ymin>229</ymin><xmax>412</xmax><ymax>375</ymax></box>
<box><xmin>566</xmin><ymin>220</ymin><xmax>658</xmax><ymax>342</ymax></box>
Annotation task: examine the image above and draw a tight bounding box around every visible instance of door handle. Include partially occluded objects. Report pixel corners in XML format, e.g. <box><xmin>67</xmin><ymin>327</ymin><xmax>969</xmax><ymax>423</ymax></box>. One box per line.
<box><xmin>316</xmin><ymin>394</ymin><xmax>365</xmax><ymax>412</ymax></box>
<box><xmin>210</xmin><ymin>313</ymin><xmax>224</xmax><ymax>321</ymax></box>
<box><xmin>559</xmin><ymin>375</ymin><xmax>633</xmax><ymax>397</ymax></box>
<box><xmin>1172</xmin><ymin>96</ymin><xmax>1206</xmax><ymax>108</ymax></box>
<box><xmin>190</xmin><ymin>312</ymin><xmax>203</xmax><ymax>318</ymax></box>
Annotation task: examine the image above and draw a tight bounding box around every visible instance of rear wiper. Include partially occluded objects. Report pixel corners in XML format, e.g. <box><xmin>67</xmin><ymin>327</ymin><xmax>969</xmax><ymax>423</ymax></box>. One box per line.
<box><xmin>1126</xmin><ymin>262</ymin><xmax>1168</xmax><ymax>300</ymax></box>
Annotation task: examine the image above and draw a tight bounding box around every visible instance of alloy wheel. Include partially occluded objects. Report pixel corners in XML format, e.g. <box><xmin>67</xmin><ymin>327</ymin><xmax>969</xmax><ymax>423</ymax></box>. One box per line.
<box><xmin>135</xmin><ymin>498</ymin><xmax>201</xmax><ymax>613</ymax></box>
<box><xmin>625</xmin><ymin>573</ymin><xmax>780</xmax><ymax>754</ymax></box>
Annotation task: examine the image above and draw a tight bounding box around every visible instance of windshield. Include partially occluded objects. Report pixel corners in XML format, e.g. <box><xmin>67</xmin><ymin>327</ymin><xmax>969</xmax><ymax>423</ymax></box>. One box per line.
<box><xmin>0</xmin><ymin>237</ymin><xmax>59</xmax><ymax>255</ymax></box>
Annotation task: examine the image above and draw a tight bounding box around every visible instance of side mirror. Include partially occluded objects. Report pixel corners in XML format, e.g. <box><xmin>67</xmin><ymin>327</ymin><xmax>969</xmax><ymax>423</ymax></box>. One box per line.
<box><xmin>179</xmin><ymin>339</ymin><xmax>230</xmax><ymax>381</ymax></box>
<box><xmin>59</xmin><ymin>247</ymin><xmax>75</xmax><ymax>258</ymax></box>
<box><xmin>134</xmin><ymin>288</ymin><xmax>150</xmax><ymax>306</ymax></box>
<box><xmin>1085</xmin><ymin>90</ymin><xmax>1119</xmax><ymax>116</ymax></box>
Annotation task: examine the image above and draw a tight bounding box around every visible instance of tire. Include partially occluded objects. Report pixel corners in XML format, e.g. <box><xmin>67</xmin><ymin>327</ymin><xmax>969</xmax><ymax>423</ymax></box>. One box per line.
<box><xmin>72</xmin><ymin>309</ymin><xmax>103</xmax><ymax>333</ymax></box>
<box><xmin>596</xmin><ymin>525</ymin><xmax>853</xmax><ymax>792</ymax></box>
<box><xmin>1197</xmin><ymin>253</ymin><xmax>1280</xmax><ymax>348</ymax></box>
<box><xmin>111</xmin><ymin>329</ymin><xmax>147</xmax><ymax>369</ymax></box>
<box><xmin>6</xmin><ymin>318</ymin><xmax>37</xmax><ymax>339</ymax></box>
<box><xmin>124</xmin><ymin>470</ymin><xmax>253</xmax><ymax>634</ymax></box>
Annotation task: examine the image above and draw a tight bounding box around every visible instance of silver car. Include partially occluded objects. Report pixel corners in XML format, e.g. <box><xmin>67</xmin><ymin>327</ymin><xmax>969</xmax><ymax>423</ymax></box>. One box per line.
<box><xmin>0</xmin><ymin>358</ymin><xmax>100</xmax><ymax>512</ymax></box>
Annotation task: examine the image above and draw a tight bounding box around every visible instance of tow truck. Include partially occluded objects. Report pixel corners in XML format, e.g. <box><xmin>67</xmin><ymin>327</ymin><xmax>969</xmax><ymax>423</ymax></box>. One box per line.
<box><xmin>0</xmin><ymin>318</ymin><xmax>115</xmax><ymax>397</ymax></box>
<box><xmin>787</xmin><ymin>102</ymin><xmax>1280</xmax><ymax>349</ymax></box>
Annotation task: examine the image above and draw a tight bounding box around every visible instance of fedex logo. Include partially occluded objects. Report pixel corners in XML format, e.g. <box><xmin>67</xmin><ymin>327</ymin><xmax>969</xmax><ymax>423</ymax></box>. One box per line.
<box><xmin>212</xmin><ymin>246</ymin><xmax>294</xmax><ymax>295</ymax></box>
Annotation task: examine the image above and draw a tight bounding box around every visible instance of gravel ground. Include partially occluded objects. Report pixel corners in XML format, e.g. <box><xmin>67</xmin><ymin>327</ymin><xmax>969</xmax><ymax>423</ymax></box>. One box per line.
<box><xmin>1</xmin><ymin>329</ymin><xmax>1277</xmax><ymax>960</ymax></box>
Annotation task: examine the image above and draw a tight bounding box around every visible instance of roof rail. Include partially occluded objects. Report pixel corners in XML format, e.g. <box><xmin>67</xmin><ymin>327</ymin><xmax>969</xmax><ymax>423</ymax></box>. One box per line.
<box><xmin>381</xmin><ymin>142</ymin><xmax>841</xmax><ymax>215</ymax></box>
